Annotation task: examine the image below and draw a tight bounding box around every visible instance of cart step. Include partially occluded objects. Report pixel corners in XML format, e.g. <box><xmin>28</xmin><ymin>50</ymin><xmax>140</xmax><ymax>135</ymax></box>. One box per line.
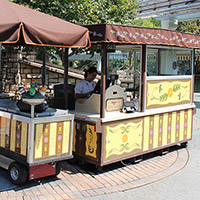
<box><xmin>0</xmin><ymin>154</ymin><xmax>14</xmax><ymax>170</ymax></box>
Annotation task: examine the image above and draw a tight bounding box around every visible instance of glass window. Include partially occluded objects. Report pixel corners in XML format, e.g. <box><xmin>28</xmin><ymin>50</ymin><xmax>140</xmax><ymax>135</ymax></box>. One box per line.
<box><xmin>108</xmin><ymin>46</ymin><xmax>141</xmax><ymax>110</ymax></box>
<box><xmin>194</xmin><ymin>50</ymin><xmax>200</xmax><ymax>92</ymax></box>
<box><xmin>147</xmin><ymin>46</ymin><xmax>192</xmax><ymax>76</ymax></box>
<box><xmin>68</xmin><ymin>45</ymin><xmax>142</xmax><ymax>111</ymax></box>
<box><xmin>69</xmin><ymin>53</ymin><xmax>101</xmax><ymax>72</ymax></box>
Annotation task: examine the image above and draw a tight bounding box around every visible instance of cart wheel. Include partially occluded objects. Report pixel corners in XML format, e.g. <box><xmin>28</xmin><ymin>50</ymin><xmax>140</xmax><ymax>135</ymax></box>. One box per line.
<box><xmin>56</xmin><ymin>162</ymin><xmax>61</xmax><ymax>176</ymax></box>
<box><xmin>78</xmin><ymin>159</ymin><xmax>85</xmax><ymax>166</ymax></box>
<box><xmin>8</xmin><ymin>162</ymin><xmax>28</xmax><ymax>185</ymax></box>
<box><xmin>181</xmin><ymin>142</ymin><xmax>188</xmax><ymax>148</ymax></box>
<box><xmin>95</xmin><ymin>166</ymin><xmax>103</xmax><ymax>173</ymax></box>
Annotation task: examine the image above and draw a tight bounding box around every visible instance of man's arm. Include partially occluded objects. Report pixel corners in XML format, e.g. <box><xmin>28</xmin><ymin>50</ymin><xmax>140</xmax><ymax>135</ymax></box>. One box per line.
<box><xmin>74</xmin><ymin>92</ymin><xmax>92</xmax><ymax>100</ymax></box>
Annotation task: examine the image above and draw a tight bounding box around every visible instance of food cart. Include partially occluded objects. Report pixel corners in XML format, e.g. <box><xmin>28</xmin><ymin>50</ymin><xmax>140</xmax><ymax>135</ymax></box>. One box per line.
<box><xmin>0</xmin><ymin>98</ymin><xmax>74</xmax><ymax>184</ymax></box>
<box><xmin>72</xmin><ymin>24</ymin><xmax>198</xmax><ymax>169</ymax></box>
<box><xmin>0</xmin><ymin>0</ymin><xmax>90</xmax><ymax>184</ymax></box>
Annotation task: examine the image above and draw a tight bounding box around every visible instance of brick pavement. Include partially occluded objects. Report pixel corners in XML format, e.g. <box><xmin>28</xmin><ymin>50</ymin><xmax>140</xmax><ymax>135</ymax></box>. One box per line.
<box><xmin>0</xmin><ymin>145</ymin><xmax>188</xmax><ymax>200</ymax></box>
<box><xmin>193</xmin><ymin>116</ymin><xmax>200</xmax><ymax>130</ymax></box>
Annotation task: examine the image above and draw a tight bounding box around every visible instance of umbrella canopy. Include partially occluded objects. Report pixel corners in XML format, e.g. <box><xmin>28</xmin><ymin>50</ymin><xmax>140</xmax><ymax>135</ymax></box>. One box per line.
<box><xmin>85</xmin><ymin>24</ymin><xmax>200</xmax><ymax>49</ymax></box>
<box><xmin>0</xmin><ymin>0</ymin><xmax>90</xmax><ymax>48</ymax></box>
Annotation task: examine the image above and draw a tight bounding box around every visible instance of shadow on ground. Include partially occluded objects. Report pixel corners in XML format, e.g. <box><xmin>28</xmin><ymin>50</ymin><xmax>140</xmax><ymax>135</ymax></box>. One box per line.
<box><xmin>0</xmin><ymin>168</ymin><xmax>16</xmax><ymax>192</ymax></box>
<box><xmin>3</xmin><ymin>143</ymin><xmax>186</xmax><ymax>195</ymax></box>
<box><xmin>67</xmin><ymin>145</ymin><xmax>185</xmax><ymax>174</ymax></box>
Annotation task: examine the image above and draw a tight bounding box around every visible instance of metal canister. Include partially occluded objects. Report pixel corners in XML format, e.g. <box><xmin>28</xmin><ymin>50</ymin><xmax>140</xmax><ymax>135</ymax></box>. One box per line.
<box><xmin>18</xmin><ymin>87</ymin><xmax>26</xmax><ymax>95</ymax></box>
<box><xmin>29</xmin><ymin>88</ymin><xmax>36</xmax><ymax>96</ymax></box>
<box><xmin>40</xmin><ymin>86</ymin><xmax>47</xmax><ymax>96</ymax></box>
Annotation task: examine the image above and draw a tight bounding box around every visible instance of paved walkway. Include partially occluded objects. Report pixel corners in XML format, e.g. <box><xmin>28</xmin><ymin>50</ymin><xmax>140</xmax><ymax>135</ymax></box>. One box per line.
<box><xmin>0</xmin><ymin>146</ymin><xmax>188</xmax><ymax>200</ymax></box>
<box><xmin>0</xmin><ymin>134</ymin><xmax>196</xmax><ymax>199</ymax></box>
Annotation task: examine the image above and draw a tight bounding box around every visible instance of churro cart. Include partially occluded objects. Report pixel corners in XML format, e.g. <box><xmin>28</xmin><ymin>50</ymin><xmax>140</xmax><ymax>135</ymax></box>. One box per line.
<box><xmin>72</xmin><ymin>24</ymin><xmax>197</xmax><ymax>168</ymax></box>
<box><xmin>0</xmin><ymin>98</ymin><xmax>73</xmax><ymax>185</ymax></box>
<box><xmin>0</xmin><ymin>0</ymin><xmax>90</xmax><ymax>184</ymax></box>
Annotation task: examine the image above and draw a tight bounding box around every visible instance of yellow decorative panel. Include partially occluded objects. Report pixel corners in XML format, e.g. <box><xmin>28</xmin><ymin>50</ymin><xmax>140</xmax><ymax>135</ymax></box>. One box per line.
<box><xmin>175</xmin><ymin>112</ymin><xmax>180</xmax><ymax>142</ymax></box>
<box><xmin>153</xmin><ymin>115</ymin><xmax>159</xmax><ymax>148</ymax></box>
<box><xmin>10</xmin><ymin>120</ymin><xmax>16</xmax><ymax>152</ymax></box>
<box><xmin>187</xmin><ymin>109</ymin><xmax>192</xmax><ymax>139</ymax></box>
<box><xmin>85</xmin><ymin>124</ymin><xmax>97</xmax><ymax>158</ymax></box>
<box><xmin>0</xmin><ymin>117</ymin><xmax>28</xmax><ymax>155</ymax></box>
<box><xmin>20</xmin><ymin>122</ymin><xmax>27</xmax><ymax>156</ymax></box>
<box><xmin>171</xmin><ymin>112</ymin><xmax>176</xmax><ymax>143</ymax></box>
<box><xmin>105</xmin><ymin>120</ymin><xmax>143</xmax><ymax>159</ymax></box>
<box><xmin>146</xmin><ymin>79</ymin><xmax>191</xmax><ymax>109</ymax></box>
<box><xmin>0</xmin><ymin>117</ymin><xmax>6</xmax><ymax>148</ymax></box>
<box><xmin>43</xmin><ymin>123</ymin><xmax>50</xmax><ymax>157</ymax></box>
<box><xmin>162</xmin><ymin>113</ymin><xmax>168</xmax><ymax>146</ymax></box>
<box><xmin>5</xmin><ymin>118</ymin><xmax>10</xmax><ymax>149</ymax></box>
<box><xmin>167</xmin><ymin>113</ymin><xmax>172</xmax><ymax>144</ymax></box>
<box><xmin>55</xmin><ymin>122</ymin><xmax>63</xmax><ymax>155</ymax></box>
<box><xmin>34</xmin><ymin>121</ymin><xmax>71</xmax><ymax>160</ymax></box>
<box><xmin>49</xmin><ymin>122</ymin><xmax>57</xmax><ymax>156</ymax></box>
<box><xmin>143</xmin><ymin>116</ymin><xmax>150</xmax><ymax>151</ymax></box>
<box><xmin>149</xmin><ymin>116</ymin><xmax>154</xmax><ymax>149</ymax></box>
<box><xmin>62</xmin><ymin>121</ymin><xmax>70</xmax><ymax>154</ymax></box>
<box><xmin>73</xmin><ymin>122</ymin><xmax>76</xmax><ymax>152</ymax></box>
<box><xmin>158</xmin><ymin>114</ymin><xmax>163</xmax><ymax>147</ymax></box>
<box><xmin>34</xmin><ymin>124</ymin><xmax>43</xmax><ymax>159</ymax></box>
<box><xmin>103</xmin><ymin>109</ymin><xmax>193</xmax><ymax>162</ymax></box>
<box><xmin>183</xmin><ymin>110</ymin><xmax>188</xmax><ymax>140</ymax></box>
<box><xmin>179</xmin><ymin>110</ymin><xmax>185</xmax><ymax>141</ymax></box>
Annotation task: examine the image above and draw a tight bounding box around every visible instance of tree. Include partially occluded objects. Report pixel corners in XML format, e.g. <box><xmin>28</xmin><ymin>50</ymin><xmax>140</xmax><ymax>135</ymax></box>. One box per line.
<box><xmin>11</xmin><ymin>0</ymin><xmax>138</xmax><ymax>25</ymax></box>
<box><xmin>176</xmin><ymin>20</ymin><xmax>200</xmax><ymax>74</ymax></box>
<box><xmin>11</xmin><ymin>0</ymin><xmax>161</xmax><ymax>27</ymax></box>
<box><xmin>132</xmin><ymin>18</ymin><xmax>161</xmax><ymax>28</ymax></box>
<box><xmin>176</xmin><ymin>20</ymin><xmax>200</xmax><ymax>92</ymax></box>
<box><xmin>176</xmin><ymin>20</ymin><xmax>200</xmax><ymax>34</ymax></box>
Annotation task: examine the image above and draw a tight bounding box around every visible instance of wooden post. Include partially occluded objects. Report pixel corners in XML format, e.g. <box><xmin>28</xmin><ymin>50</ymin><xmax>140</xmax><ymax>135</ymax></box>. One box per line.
<box><xmin>192</xmin><ymin>49</ymin><xmax>195</xmax><ymax>102</ymax></box>
<box><xmin>133</xmin><ymin>50</ymin><xmax>136</xmax><ymax>99</ymax></box>
<box><xmin>140</xmin><ymin>44</ymin><xmax>146</xmax><ymax>112</ymax></box>
<box><xmin>0</xmin><ymin>44</ymin><xmax>1</xmax><ymax>71</ymax></box>
<box><xmin>63</xmin><ymin>48</ymin><xmax>69</xmax><ymax>109</ymax></box>
<box><xmin>100</xmin><ymin>43</ymin><xmax>107</xmax><ymax>118</ymax></box>
<box><xmin>42</xmin><ymin>52</ymin><xmax>46</xmax><ymax>86</ymax></box>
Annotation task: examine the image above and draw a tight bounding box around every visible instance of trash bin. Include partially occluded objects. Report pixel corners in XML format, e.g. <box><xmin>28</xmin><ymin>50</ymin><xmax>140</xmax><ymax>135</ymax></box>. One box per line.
<box><xmin>54</xmin><ymin>83</ymin><xmax>75</xmax><ymax>110</ymax></box>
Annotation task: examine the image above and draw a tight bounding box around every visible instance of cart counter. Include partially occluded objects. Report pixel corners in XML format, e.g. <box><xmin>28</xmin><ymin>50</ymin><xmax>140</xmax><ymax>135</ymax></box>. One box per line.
<box><xmin>71</xmin><ymin>103</ymin><xmax>195</xmax><ymax>167</ymax></box>
<box><xmin>0</xmin><ymin>99</ymin><xmax>74</xmax><ymax>166</ymax></box>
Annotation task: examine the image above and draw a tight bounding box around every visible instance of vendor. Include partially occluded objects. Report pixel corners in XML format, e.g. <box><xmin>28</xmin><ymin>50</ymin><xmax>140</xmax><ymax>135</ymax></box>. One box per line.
<box><xmin>74</xmin><ymin>67</ymin><xmax>97</xmax><ymax>100</ymax></box>
<box><xmin>178</xmin><ymin>63</ymin><xmax>187</xmax><ymax>75</ymax></box>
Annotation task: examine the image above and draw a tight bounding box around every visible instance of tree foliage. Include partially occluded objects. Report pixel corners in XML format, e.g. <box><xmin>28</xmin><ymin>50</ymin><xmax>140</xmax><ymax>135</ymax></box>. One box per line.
<box><xmin>176</xmin><ymin>20</ymin><xmax>200</xmax><ymax>35</ymax></box>
<box><xmin>11</xmin><ymin>0</ymin><xmax>161</xmax><ymax>28</ymax></box>
<box><xmin>11</xmin><ymin>0</ymin><xmax>139</xmax><ymax>25</ymax></box>
<box><xmin>177</xmin><ymin>20</ymin><xmax>200</xmax><ymax>92</ymax></box>
<box><xmin>132</xmin><ymin>18</ymin><xmax>161</xmax><ymax>28</ymax></box>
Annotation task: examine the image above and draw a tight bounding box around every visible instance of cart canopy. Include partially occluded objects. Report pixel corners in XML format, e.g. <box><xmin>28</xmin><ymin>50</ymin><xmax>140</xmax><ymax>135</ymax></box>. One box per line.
<box><xmin>0</xmin><ymin>0</ymin><xmax>90</xmax><ymax>48</ymax></box>
<box><xmin>86</xmin><ymin>23</ymin><xmax>200</xmax><ymax>49</ymax></box>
